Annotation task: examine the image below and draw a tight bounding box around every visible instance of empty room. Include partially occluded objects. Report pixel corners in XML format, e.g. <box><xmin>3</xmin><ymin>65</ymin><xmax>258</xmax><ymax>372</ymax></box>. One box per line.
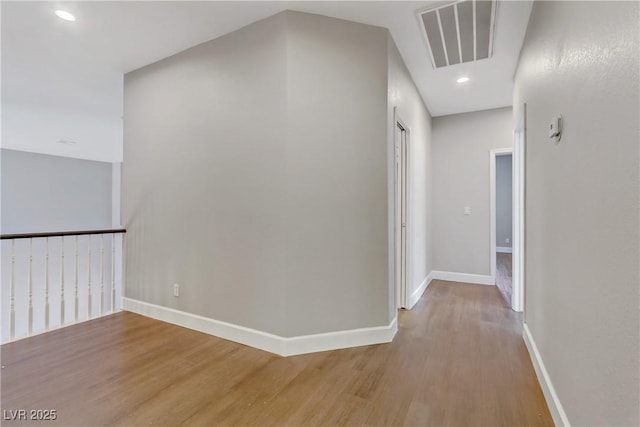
<box><xmin>1</xmin><ymin>1</ymin><xmax>638</xmax><ymax>426</ymax></box>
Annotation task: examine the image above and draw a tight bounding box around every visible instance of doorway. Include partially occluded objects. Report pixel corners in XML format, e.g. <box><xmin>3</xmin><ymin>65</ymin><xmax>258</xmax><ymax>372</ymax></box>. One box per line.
<box><xmin>490</xmin><ymin>112</ymin><xmax>525</xmax><ymax>313</ymax></box>
<box><xmin>394</xmin><ymin>113</ymin><xmax>410</xmax><ymax>309</ymax></box>
<box><xmin>490</xmin><ymin>148</ymin><xmax>515</xmax><ymax>310</ymax></box>
<box><xmin>494</xmin><ymin>152</ymin><xmax>513</xmax><ymax>305</ymax></box>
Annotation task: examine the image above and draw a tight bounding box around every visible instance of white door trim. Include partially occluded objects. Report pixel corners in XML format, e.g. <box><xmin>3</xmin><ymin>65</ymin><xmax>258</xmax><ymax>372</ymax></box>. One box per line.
<box><xmin>489</xmin><ymin>148</ymin><xmax>513</xmax><ymax>290</ymax></box>
<box><xmin>394</xmin><ymin>109</ymin><xmax>411</xmax><ymax>309</ymax></box>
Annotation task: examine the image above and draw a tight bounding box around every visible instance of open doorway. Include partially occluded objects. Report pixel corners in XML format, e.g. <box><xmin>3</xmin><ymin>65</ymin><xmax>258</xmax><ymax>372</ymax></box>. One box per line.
<box><xmin>490</xmin><ymin>108</ymin><xmax>525</xmax><ymax>313</ymax></box>
<box><xmin>490</xmin><ymin>148</ymin><xmax>516</xmax><ymax>309</ymax></box>
<box><xmin>495</xmin><ymin>153</ymin><xmax>513</xmax><ymax>305</ymax></box>
<box><xmin>394</xmin><ymin>112</ymin><xmax>410</xmax><ymax>309</ymax></box>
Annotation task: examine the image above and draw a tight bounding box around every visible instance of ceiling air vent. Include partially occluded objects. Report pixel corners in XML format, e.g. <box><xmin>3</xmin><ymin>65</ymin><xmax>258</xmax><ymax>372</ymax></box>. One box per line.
<box><xmin>419</xmin><ymin>0</ymin><xmax>497</xmax><ymax>69</ymax></box>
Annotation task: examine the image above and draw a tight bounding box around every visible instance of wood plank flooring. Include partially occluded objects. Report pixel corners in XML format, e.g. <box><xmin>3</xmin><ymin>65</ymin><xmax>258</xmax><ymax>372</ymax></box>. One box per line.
<box><xmin>496</xmin><ymin>253</ymin><xmax>513</xmax><ymax>306</ymax></box>
<box><xmin>1</xmin><ymin>280</ymin><xmax>552</xmax><ymax>426</ymax></box>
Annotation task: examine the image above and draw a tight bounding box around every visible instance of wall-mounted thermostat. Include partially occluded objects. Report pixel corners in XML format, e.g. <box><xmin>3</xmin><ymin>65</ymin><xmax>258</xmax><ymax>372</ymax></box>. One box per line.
<box><xmin>549</xmin><ymin>116</ymin><xmax>563</xmax><ymax>142</ymax></box>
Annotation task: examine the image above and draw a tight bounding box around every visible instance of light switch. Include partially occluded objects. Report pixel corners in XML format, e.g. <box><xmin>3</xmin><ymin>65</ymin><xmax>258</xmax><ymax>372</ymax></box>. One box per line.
<box><xmin>549</xmin><ymin>115</ymin><xmax>563</xmax><ymax>142</ymax></box>
<box><xmin>464</xmin><ymin>206</ymin><xmax>471</xmax><ymax>215</ymax></box>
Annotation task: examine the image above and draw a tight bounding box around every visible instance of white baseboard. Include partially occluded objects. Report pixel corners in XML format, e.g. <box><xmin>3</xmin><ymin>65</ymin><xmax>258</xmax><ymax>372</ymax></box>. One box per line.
<box><xmin>523</xmin><ymin>323</ymin><xmax>571</xmax><ymax>427</ymax></box>
<box><xmin>122</xmin><ymin>298</ymin><xmax>397</xmax><ymax>357</ymax></box>
<box><xmin>122</xmin><ymin>298</ymin><xmax>284</xmax><ymax>354</ymax></box>
<box><xmin>285</xmin><ymin>317</ymin><xmax>397</xmax><ymax>356</ymax></box>
<box><xmin>408</xmin><ymin>273</ymin><xmax>433</xmax><ymax>309</ymax></box>
<box><xmin>497</xmin><ymin>246</ymin><xmax>513</xmax><ymax>253</ymax></box>
<box><xmin>430</xmin><ymin>270</ymin><xmax>495</xmax><ymax>285</ymax></box>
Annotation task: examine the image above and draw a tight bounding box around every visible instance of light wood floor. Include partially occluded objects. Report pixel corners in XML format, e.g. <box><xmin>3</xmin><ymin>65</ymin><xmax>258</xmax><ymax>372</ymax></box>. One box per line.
<box><xmin>1</xmin><ymin>280</ymin><xmax>552</xmax><ymax>426</ymax></box>
<box><xmin>496</xmin><ymin>252</ymin><xmax>513</xmax><ymax>306</ymax></box>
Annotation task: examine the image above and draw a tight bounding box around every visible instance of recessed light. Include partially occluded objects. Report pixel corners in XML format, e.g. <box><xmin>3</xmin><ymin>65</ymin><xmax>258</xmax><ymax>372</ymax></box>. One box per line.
<box><xmin>56</xmin><ymin>139</ymin><xmax>77</xmax><ymax>145</ymax></box>
<box><xmin>456</xmin><ymin>76</ymin><xmax>470</xmax><ymax>84</ymax></box>
<box><xmin>55</xmin><ymin>10</ymin><xmax>76</xmax><ymax>22</ymax></box>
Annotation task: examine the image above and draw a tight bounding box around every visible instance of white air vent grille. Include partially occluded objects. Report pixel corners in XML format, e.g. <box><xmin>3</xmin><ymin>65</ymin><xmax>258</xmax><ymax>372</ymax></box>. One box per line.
<box><xmin>419</xmin><ymin>0</ymin><xmax>497</xmax><ymax>69</ymax></box>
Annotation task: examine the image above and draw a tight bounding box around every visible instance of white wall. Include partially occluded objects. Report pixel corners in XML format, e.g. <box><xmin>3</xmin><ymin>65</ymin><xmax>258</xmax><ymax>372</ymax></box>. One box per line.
<box><xmin>123</xmin><ymin>11</ymin><xmax>391</xmax><ymax>339</ymax></box>
<box><xmin>431</xmin><ymin>107</ymin><xmax>512</xmax><ymax>277</ymax></box>
<box><xmin>2</xmin><ymin>1</ymin><xmax>124</xmax><ymax>164</ymax></box>
<box><xmin>1</xmin><ymin>105</ymin><xmax>123</xmax><ymax>163</ymax></box>
<box><xmin>387</xmin><ymin>36</ymin><xmax>433</xmax><ymax>312</ymax></box>
<box><xmin>496</xmin><ymin>154</ymin><xmax>512</xmax><ymax>249</ymax></box>
<box><xmin>514</xmin><ymin>2</ymin><xmax>639</xmax><ymax>425</ymax></box>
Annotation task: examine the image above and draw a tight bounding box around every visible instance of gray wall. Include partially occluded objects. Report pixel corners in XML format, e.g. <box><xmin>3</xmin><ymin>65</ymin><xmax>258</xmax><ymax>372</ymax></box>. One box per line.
<box><xmin>514</xmin><ymin>1</ymin><xmax>639</xmax><ymax>425</ymax></box>
<box><xmin>1</xmin><ymin>149</ymin><xmax>112</xmax><ymax>233</ymax></box>
<box><xmin>387</xmin><ymin>36</ymin><xmax>433</xmax><ymax>313</ymax></box>
<box><xmin>496</xmin><ymin>154</ymin><xmax>512</xmax><ymax>248</ymax></box>
<box><xmin>432</xmin><ymin>107</ymin><xmax>512</xmax><ymax>276</ymax></box>
<box><xmin>124</xmin><ymin>13</ymin><xmax>289</xmax><ymax>336</ymax></box>
<box><xmin>283</xmin><ymin>12</ymin><xmax>389</xmax><ymax>336</ymax></box>
<box><xmin>123</xmin><ymin>11</ymin><xmax>390</xmax><ymax>337</ymax></box>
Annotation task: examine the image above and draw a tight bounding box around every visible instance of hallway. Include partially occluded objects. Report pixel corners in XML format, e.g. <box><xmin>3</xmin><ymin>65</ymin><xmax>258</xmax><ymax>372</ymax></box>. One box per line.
<box><xmin>1</xmin><ymin>280</ymin><xmax>552</xmax><ymax>426</ymax></box>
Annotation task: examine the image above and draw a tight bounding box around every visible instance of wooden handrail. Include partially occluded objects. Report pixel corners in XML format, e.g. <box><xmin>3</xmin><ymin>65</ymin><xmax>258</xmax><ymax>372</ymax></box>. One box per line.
<box><xmin>1</xmin><ymin>228</ymin><xmax>126</xmax><ymax>240</ymax></box>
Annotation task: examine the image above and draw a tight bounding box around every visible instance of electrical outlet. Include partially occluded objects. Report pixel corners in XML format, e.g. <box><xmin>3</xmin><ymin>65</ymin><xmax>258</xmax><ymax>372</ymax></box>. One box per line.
<box><xmin>173</xmin><ymin>283</ymin><xmax>180</xmax><ymax>297</ymax></box>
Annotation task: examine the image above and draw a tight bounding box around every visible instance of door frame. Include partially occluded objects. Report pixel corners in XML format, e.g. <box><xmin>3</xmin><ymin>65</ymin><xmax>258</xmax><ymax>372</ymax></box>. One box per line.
<box><xmin>394</xmin><ymin>109</ymin><xmax>410</xmax><ymax>309</ymax></box>
<box><xmin>489</xmin><ymin>106</ymin><xmax>526</xmax><ymax>313</ymax></box>
<box><xmin>512</xmin><ymin>104</ymin><xmax>527</xmax><ymax>313</ymax></box>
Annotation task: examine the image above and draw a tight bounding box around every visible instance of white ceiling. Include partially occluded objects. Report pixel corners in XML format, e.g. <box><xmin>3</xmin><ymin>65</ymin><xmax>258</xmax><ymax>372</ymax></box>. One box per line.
<box><xmin>1</xmin><ymin>1</ymin><xmax>532</xmax><ymax>162</ymax></box>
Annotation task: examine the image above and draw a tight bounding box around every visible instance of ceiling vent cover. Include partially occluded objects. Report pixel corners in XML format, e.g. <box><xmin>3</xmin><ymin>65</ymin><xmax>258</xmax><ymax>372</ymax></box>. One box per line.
<box><xmin>419</xmin><ymin>0</ymin><xmax>497</xmax><ymax>69</ymax></box>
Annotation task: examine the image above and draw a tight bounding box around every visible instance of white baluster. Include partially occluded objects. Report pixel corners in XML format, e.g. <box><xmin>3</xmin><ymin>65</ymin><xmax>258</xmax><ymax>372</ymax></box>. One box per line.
<box><xmin>99</xmin><ymin>234</ymin><xmax>104</xmax><ymax>316</ymax></box>
<box><xmin>87</xmin><ymin>235</ymin><xmax>92</xmax><ymax>318</ymax></box>
<box><xmin>10</xmin><ymin>240</ymin><xmax>15</xmax><ymax>339</ymax></box>
<box><xmin>28</xmin><ymin>238</ymin><xmax>33</xmax><ymax>335</ymax></box>
<box><xmin>74</xmin><ymin>235</ymin><xmax>79</xmax><ymax>322</ymax></box>
<box><xmin>45</xmin><ymin>237</ymin><xmax>50</xmax><ymax>330</ymax></box>
<box><xmin>111</xmin><ymin>234</ymin><xmax>116</xmax><ymax>313</ymax></box>
<box><xmin>60</xmin><ymin>236</ymin><xmax>65</xmax><ymax>325</ymax></box>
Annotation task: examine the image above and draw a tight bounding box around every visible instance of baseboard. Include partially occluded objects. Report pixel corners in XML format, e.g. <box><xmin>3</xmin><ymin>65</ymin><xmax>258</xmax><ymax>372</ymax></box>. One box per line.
<box><xmin>430</xmin><ymin>271</ymin><xmax>495</xmax><ymax>285</ymax></box>
<box><xmin>122</xmin><ymin>298</ymin><xmax>284</xmax><ymax>354</ymax></box>
<box><xmin>497</xmin><ymin>246</ymin><xmax>513</xmax><ymax>253</ymax></box>
<box><xmin>122</xmin><ymin>298</ymin><xmax>397</xmax><ymax>357</ymax></box>
<box><xmin>284</xmin><ymin>317</ymin><xmax>397</xmax><ymax>356</ymax></box>
<box><xmin>523</xmin><ymin>323</ymin><xmax>571</xmax><ymax>427</ymax></box>
<box><xmin>408</xmin><ymin>273</ymin><xmax>433</xmax><ymax>309</ymax></box>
